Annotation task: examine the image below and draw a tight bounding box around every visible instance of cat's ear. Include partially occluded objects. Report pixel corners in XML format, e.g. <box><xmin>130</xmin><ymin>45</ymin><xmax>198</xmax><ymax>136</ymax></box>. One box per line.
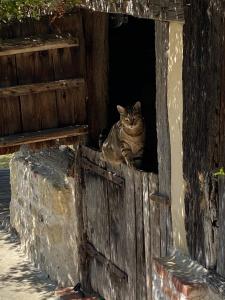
<box><xmin>133</xmin><ymin>101</ymin><xmax>141</xmax><ymax>112</ymax></box>
<box><xmin>117</xmin><ymin>105</ymin><xmax>126</xmax><ymax>114</ymax></box>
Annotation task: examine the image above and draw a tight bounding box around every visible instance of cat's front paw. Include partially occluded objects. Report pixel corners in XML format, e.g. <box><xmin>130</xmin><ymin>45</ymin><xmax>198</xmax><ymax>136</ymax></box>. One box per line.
<box><xmin>125</xmin><ymin>157</ymin><xmax>134</xmax><ymax>169</ymax></box>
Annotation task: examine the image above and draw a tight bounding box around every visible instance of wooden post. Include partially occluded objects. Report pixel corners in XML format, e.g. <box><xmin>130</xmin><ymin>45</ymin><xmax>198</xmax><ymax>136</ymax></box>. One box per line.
<box><xmin>82</xmin><ymin>10</ymin><xmax>109</xmax><ymax>147</ymax></box>
<box><xmin>155</xmin><ymin>21</ymin><xmax>172</xmax><ymax>256</ymax></box>
<box><xmin>183</xmin><ymin>0</ymin><xmax>224</xmax><ymax>267</ymax></box>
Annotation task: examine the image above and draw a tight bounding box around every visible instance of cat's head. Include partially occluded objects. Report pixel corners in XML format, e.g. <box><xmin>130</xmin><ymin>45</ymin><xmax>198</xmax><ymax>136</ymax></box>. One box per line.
<box><xmin>117</xmin><ymin>101</ymin><xmax>143</xmax><ymax>129</ymax></box>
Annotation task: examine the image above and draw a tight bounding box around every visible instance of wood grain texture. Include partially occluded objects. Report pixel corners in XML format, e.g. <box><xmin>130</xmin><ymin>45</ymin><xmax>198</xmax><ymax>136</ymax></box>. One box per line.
<box><xmin>82</xmin><ymin>10</ymin><xmax>108</xmax><ymax>146</ymax></box>
<box><xmin>217</xmin><ymin>13</ymin><xmax>225</xmax><ymax>277</ymax></box>
<box><xmin>0</xmin><ymin>12</ymin><xmax>87</xmax><ymax>152</ymax></box>
<box><xmin>155</xmin><ymin>21</ymin><xmax>172</xmax><ymax>256</ymax></box>
<box><xmin>0</xmin><ymin>78</ymin><xmax>84</xmax><ymax>97</ymax></box>
<box><xmin>80</xmin><ymin>146</ymin><xmax>159</xmax><ymax>299</ymax></box>
<box><xmin>0</xmin><ymin>125</ymin><xmax>88</xmax><ymax>147</ymax></box>
<box><xmin>0</xmin><ymin>34</ymin><xmax>79</xmax><ymax>56</ymax></box>
<box><xmin>183</xmin><ymin>0</ymin><xmax>224</xmax><ymax>268</ymax></box>
<box><xmin>51</xmin><ymin>12</ymin><xmax>87</xmax><ymax>127</ymax></box>
<box><xmin>0</xmin><ymin>53</ymin><xmax>22</xmax><ymax>137</ymax></box>
<box><xmin>134</xmin><ymin>171</ymin><xmax>146</xmax><ymax>300</ymax></box>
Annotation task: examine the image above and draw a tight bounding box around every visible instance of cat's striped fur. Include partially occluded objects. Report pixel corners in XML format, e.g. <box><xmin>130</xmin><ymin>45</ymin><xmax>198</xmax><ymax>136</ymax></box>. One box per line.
<box><xmin>101</xmin><ymin>101</ymin><xmax>145</xmax><ymax>169</ymax></box>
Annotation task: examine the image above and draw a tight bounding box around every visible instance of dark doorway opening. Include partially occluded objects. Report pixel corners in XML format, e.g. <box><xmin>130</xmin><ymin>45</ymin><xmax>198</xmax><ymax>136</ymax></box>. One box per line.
<box><xmin>108</xmin><ymin>15</ymin><xmax>157</xmax><ymax>172</ymax></box>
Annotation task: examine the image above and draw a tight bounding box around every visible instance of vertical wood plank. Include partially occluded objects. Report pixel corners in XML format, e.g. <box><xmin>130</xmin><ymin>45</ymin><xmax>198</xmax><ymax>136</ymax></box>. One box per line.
<box><xmin>82</xmin><ymin>10</ymin><xmax>109</xmax><ymax>146</ymax></box>
<box><xmin>108</xmin><ymin>182</ymin><xmax>126</xmax><ymax>270</ymax></box>
<box><xmin>84</xmin><ymin>173</ymin><xmax>110</xmax><ymax>258</ymax></box>
<box><xmin>143</xmin><ymin>173</ymin><xmax>151</xmax><ymax>300</ymax></box>
<box><xmin>217</xmin><ymin>17</ymin><xmax>225</xmax><ymax>277</ymax></box>
<box><xmin>155</xmin><ymin>21</ymin><xmax>172</xmax><ymax>256</ymax></box>
<box><xmin>134</xmin><ymin>171</ymin><xmax>146</xmax><ymax>300</ymax></box>
<box><xmin>218</xmin><ymin>178</ymin><xmax>225</xmax><ymax>276</ymax></box>
<box><xmin>16</xmin><ymin>18</ymin><xmax>58</xmax><ymax>132</ymax></box>
<box><xmin>51</xmin><ymin>12</ymin><xmax>87</xmax><ymax>127</ymax></box>
<box><xmin>183</xmin><ymin>0</ymin><xmax>223</xmax><ymax>266</ymax></box>
<box><xmin>0</xmin><ymin>55</ymin><xmax>22</xmax><ymax>136</ymax></box>
<box><xmin>123</xmin><ymin>166</ymin><xmax>136</xmax><ymax>300</ymax></box>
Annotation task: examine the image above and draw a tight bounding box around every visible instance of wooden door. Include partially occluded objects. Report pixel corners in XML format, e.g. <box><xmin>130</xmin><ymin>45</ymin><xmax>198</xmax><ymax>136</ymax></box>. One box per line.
<box><xmin>81</xmin><ymin>146</ymin><xmax>159</xmax><ymax>300</ymax></box>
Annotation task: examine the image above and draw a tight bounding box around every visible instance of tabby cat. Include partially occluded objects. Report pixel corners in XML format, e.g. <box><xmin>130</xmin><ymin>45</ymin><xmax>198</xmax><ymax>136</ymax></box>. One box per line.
<box><xmin>101</xmin><ymin>101</ymin><xmax>145</xmax><ymax>168</ymax></box>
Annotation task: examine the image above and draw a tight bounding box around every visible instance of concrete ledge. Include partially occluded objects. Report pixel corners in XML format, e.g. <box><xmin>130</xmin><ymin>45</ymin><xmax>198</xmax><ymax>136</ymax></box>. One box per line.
<box><xmin>152</xmin><ymin>252</ymin><xmax>225</xmax><ymax>300</ymax></box>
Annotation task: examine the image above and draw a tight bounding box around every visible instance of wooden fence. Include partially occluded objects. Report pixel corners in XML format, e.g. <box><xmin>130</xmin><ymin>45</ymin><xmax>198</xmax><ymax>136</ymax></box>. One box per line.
<box><xmin>0</xmin><ymin>10</ymin><xmax>108</xmax><ymax>154</ymax></box>
<box><xmin>76</xmin><ymin>146</ymin><xmax>170</xmax><ymax>300</ymax></box>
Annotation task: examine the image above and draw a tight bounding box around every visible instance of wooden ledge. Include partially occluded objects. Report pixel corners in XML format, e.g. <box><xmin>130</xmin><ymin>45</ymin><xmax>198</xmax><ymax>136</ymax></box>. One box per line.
<box><xmin>150</xmin><ymin>193</ymin><xmax>170</xmax><ymax>205</ymax></box>
<box><xmin>0</xmin><ymin>78</ymin><xmax>85</xmax><ymax>97</ymax></box>
<box><xmin>0</xmin><ymin>125</ymin><xmax>88</xmax><ymax>148</ymax></box>
<box><xmin>0</xmin><ymin>34</ymin><xmax>79</xmax><ymax>56</ymax></box>
<box><xmin>85</xmin><ymin>242</ymin><xmax>128</xmax><ymax>282</ymax></box>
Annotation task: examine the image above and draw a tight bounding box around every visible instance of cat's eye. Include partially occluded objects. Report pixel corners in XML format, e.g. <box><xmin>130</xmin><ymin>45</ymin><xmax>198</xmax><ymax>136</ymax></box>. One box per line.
<box><xmin>125</xmin><ymin>118</ymin><xmax>129</xmax><ymax>121</ymax></box>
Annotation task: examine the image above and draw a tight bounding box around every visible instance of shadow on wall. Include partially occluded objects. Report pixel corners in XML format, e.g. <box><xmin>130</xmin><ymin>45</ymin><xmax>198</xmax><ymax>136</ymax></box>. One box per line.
<box><xmin>9</xmin><ymin>147</ymin><xmax>81</xmax><ymax>287</ymax></box>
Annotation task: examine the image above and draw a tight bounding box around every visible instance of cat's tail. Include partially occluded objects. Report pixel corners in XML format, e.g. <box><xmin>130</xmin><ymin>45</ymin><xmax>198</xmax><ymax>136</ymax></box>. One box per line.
<box><xmin>98</xmin><ymin>129</ymin><xmax>108</xmax><ymax>150</ymax></box>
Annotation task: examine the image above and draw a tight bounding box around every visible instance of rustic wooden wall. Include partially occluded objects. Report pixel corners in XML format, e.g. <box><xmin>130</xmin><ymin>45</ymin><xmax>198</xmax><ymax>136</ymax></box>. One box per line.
<box><xmin>183</xmin><ymin>0</ymin><xmax>224</xmax><ymax>269</ymax></box>
<box><xmin>0</xmin><ymin>10</ymin><xmax>109</xmax><ymax>153</ymax></box>
<box><xmin>79</xmin><ymin>146</ymin><xmax>164</xmax><ymax>300</ymax></box>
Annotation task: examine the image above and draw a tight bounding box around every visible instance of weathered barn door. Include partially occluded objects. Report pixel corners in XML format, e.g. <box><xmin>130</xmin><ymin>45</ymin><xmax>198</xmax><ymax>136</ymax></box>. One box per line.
<box><xmin>80</xmin><ymin>147</ymin><xmax>159</xmax><ymax>300</ymax></box>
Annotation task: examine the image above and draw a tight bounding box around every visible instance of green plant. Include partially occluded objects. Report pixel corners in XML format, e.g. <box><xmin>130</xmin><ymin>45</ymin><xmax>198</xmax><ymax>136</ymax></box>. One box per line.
<box><xmin>0</xmin><ymin>0</ymin><xmax>83</xmax><ymax>23</ymax></box>
<box><xmin>214</xmin><ymin>167</ymin><xmax>225</xmax><ymax>177</ymax></box>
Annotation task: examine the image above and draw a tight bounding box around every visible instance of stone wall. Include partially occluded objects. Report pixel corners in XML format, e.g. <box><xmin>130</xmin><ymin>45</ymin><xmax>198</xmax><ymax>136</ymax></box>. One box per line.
<box><xmin>10</xmin><ymin>146</ymin><xmax>82</xmax><ymax>286</ymax></box>
<box><xmin>152</xmin><ymin>253</ymin><xmax>225</xmax><ymax>300</ymax></box>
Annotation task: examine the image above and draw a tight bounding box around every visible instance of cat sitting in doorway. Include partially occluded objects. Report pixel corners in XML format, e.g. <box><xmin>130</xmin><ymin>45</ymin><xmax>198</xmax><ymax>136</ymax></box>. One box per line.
<box><xmin>100</xmin><ymin>101</ymin><xmax>145</xmax><ymax>169</ymax></box>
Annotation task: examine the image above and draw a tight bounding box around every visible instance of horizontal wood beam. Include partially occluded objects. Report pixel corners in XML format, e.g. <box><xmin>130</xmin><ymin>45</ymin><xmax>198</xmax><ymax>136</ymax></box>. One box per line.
<box><xmin>0</xmin><ymin>78</ymin><xmax>85</xmax><ymax>97</ymax></box>
<box><xmin>82</xmin><ymin>157</ymin><xmax>124</xmax><ymax>186</ymax></box>
<box><xmin>85</xmin><ymin>241</ymin><xmax>128</xmax><ymax>281</ymax></box>
<box><xmin>0</xmin><ymin>125</ymin><xmax>88</xmax><ymax>148</ymax></box>
<box><xmin>0</xmin><ymin>34</ymin><xmax>79</xmax><ymax>56</ymax></box>
<box><xmin>150</xmin><ymin>193</ymin><xmax>170</xmax><ymax>205</ymax></box>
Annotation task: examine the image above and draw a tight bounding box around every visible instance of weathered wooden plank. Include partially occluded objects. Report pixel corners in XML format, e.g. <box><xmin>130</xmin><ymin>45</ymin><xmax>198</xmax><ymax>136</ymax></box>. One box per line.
<box><xmin>108</xmin><ymin>181</ymin><xmax>126</xmax><ymax>270</ymax></box>
<box><xmin>108</xmin><ymin>180</ymin><xmax>128</xmax><ymax>300</ymax></box>
<box><xmin>142</xmin><ymin>173</ymin><xmax>151</xmax><ymax>300</ymax></box>
<box><xmin>123</xmin><ymin>165</ymin><xmax>136</xmax><ymax>300</ymax></box>
<box><xmin>0</xmin><ymin>78</ymin><xmax>85</xmax><ymax>97</ymax></box>
<box><xmin>0</xmin><ymin>34</ymin><xmax>79</xmax><ymax>56</ymax></box>
<box><xmin>150</xmin><ymin>193</ymin><xmax>161</xmax><ymax>260</ymax></box>
<box><xmin>150</xmin><ymin>193</ymin><xmax>170</xmax><ymax>205</ymax></box>
<box><xmin>183</xmin><ymin>0</ymin><xmax>223</xmax><ymax>267</ymax></box>
<box><xmin>0</xmin><ymin>55</ymin><xmax>22</xmax><ymax>137</ymax></box>
<box><xmin>218</xmin><ymin>178</ymin><xmax>225</xmax><ymax>276</ymax></box>
<box><xmin>50</xmin><ymin>12</ymin><xmax>87</xmax><ymax>128</ymax></box>
<box><xmin>0</xmin><ymin>125</ymin><xmax>88</xmax><ymax>147</ymax></box>
<box><xmin>134</xmin><ymin>171</ymin><xmax>146</xmax><ymax>300</ymax></box>
<box><xmin>82</xmin><ymin>10</ymin><xmax>108</xmax><ymax>146</ymax></box>
<box><xmin>16</xmin><ymin>50</ymin><xmax>58</xmax><ymax>131</ymax></box>
<box><xmin>79</xmin><ymin>1</ymin><xmax>184</xmax><ymax>22</ymax></box>
<box><xmin>84</xmin><ymin>173</ymin><xmax>110</xmax><ymax>259</ymax></box>
<box><xmin>217</xmin><ymin>10</ymin><xmax>225</xmax><ymax>277</ymax></box>
<box><xmin>86</xmin><ymin>242</ymin><xmax>128</xmax><ymax>282</ymax></box>
<box><xmin>82</xmin><ymin>157</ymin><xmax>124</xmax><ymax>186</ymax></box>
<box><xmin>155</xmin><ymin>21</ymin><xmax>172</xmax><ymax>256</ymax></box>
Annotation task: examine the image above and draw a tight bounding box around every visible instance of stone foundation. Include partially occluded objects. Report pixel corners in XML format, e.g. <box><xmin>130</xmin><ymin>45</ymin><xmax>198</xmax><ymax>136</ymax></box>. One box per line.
<box><xmin>10</xmin><ymin>147</ymin><xmax>82</xmax><ymax>286</ymax></box>
<box><xmin>152</xmin><ymin>253</ymin><xmax>225</xmax><ymax>300</ymax></box>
